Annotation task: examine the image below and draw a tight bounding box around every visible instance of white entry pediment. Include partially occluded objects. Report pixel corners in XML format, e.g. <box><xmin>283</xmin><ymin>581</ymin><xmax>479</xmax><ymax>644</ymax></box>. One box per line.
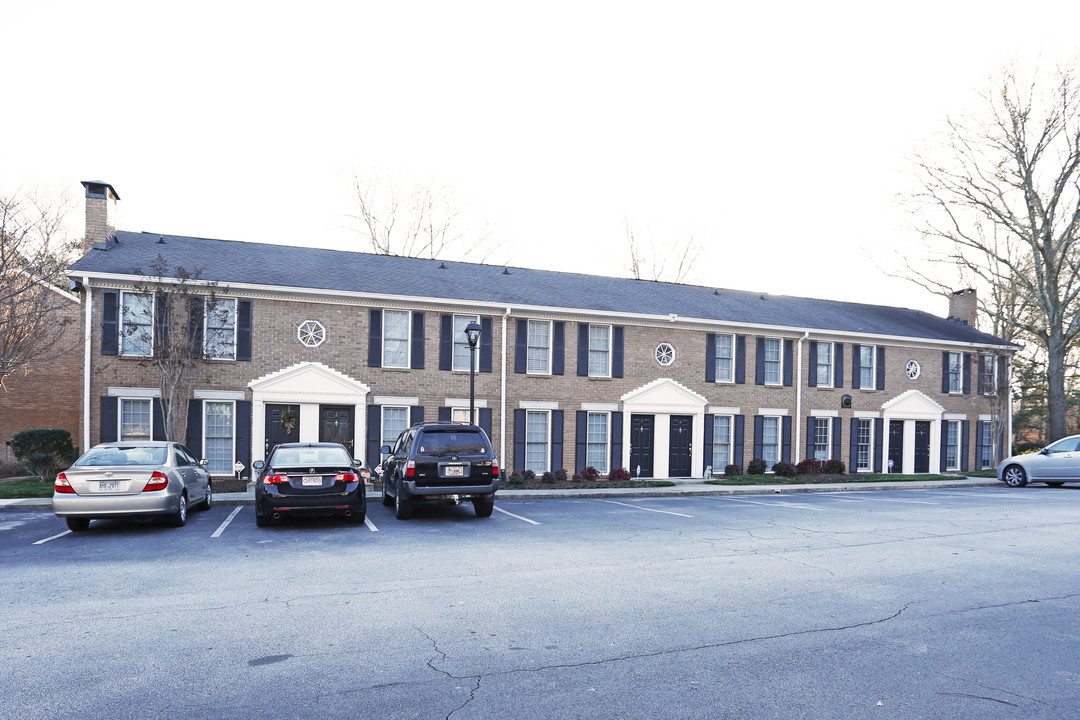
<box><xmin>881</xmin><ymin>389</ymin><xmax>946</xmax><ymax>419</ymax></box>
<box><xmin>621</xmin><ymin>378</ymin><xmax>707</xmax><ymax>412</ymax></box>
<box><xmin>248</xmin><ymin>362</ymin><xmax>370</xmax><ymax>403</ymax></box>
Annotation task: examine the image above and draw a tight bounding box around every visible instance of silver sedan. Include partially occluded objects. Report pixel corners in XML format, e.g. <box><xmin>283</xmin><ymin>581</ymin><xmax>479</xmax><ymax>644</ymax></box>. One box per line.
<box><xmin>53</xmin><ymin>441</ymin><xmax>212</xmax><ymax>531</ymax></box>
<box><xmin>997</xmin><ymin>434</ymin><xmax>1080</xmax><ymax>487</ymax></box>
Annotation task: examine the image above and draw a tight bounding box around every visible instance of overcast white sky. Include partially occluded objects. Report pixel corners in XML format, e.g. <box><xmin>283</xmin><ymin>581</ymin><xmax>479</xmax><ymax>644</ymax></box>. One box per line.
<box><xmin>5</xmin><ymin>1</ymin><xmax>1079</xmax><ymax>316</ymax></box>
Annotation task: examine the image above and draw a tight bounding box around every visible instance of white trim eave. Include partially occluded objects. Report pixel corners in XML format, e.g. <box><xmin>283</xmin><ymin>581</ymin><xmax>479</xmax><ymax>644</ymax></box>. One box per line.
<box><xmin>73</xmin><ymin>271</ymin><xmax>1020</xmax><ymax>352</ymax></box>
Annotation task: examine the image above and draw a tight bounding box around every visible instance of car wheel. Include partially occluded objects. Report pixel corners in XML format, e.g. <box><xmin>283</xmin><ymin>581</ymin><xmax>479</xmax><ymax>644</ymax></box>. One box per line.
<box><xmin>394</xmin><ymin>484</ymin><xmax>414</xmax><ymax>520</ymax></box>
<box><xmin>473</xmin><ymin>497</ymin><xmax>494</xmax><ymax>518</ymax></box>
<box><xmin>1003</xmin><ymin>465</ymin><xmax>1028</xmax><ymax>488</ymax></box>
<box><xmin>198</xmin><ymin>482</ymin><xmax>213</xmax><ymax>511</ymax></box>
<box><xmin>169</xmin><ymin>493</ymin><xmax>188</xmax><ymax>527</ymax></box>
<box><xmin>65</xmin><ymin>517</ymin><xmax>91</xmax><ymax>532</ymax></box>
<box><xmin>1046</xmin><ymin>481</ymin><xmax>1065</xmax><ymax>487</ymax></box>
<box><xmin>256</xmin><ymin>512</ymin><xmax>272</xmax><ymax>528</ymax></box>
<box><xmin>381</xmin><ymin>479</ymin><xmax>393</xmax><ymax>507</ymax></box>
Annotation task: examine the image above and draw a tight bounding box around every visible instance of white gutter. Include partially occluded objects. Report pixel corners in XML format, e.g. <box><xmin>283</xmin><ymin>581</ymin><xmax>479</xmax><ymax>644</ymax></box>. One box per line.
<box><xmin>795</xmin><ymin>331</ymin><xmax>809</xmax><ymax>462</ymax></box>
<box><xmin>500</xmin><ymin>307</ymin><xmax>511</xmax><ymax>467</ymax></box>
<box><xmin>82</xmin><ymin>277</ymin><xmax>92</xmax><ymax>452</ymax></box>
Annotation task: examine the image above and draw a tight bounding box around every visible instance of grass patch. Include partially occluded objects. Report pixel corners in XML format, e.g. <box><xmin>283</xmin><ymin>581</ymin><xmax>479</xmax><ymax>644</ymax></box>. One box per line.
<box><xmin>0</xmin><ymin>477</ymin><xmax>54</xmax><ymax>499</ymax></box>
<box><xmin>965</xmin><ymin>470</ymin><xmax>998</xmax><ymax>478</ymax></box>
<box><xmin>707</xmin><ymin>473</ymin><xmax>960</xmax><ymax>486</ymax></box>
<box><xmin>503</xmin><ymin>479</ymin><xmax>677</xmax><ymax>490</ymax></box>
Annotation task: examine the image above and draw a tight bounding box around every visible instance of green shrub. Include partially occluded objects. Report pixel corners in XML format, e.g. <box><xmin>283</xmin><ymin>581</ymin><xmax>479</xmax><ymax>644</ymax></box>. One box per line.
<box><xmin>8</xmin><ymin>429</ymin><xmax>76</xmax><ymax>481</ymax></box>
<box><xmin>554</xmin><ymin>468</ymin><xmax>569</xmax><ymax>483</ymax></box>
<box><xmin>772</xmin><ymin>461</ymin><xmax>797</xmax><ymax>477</ymax></box>
<box><xmin>508</xmin><ymin>470</ymin><xmax>524</xmax><ymax>486</ymax></box>
<box><xmin>541</xmin><ymin>471</ymin><xmax>555</xmax><ymax>484</ymax></box>
<box><xmin>746</xmin><ymin>458</ymin><xmax>767</xmax><ymax>475</ymax></box>
<box><xmin>822</xmin><ymin>459</ymin><xmax>847</xmax><ymax>474</ymax></box>
<box><xmin>724</xmin><ymin>464</ymin><xmax>742</xmax><ymax>476</ymax></box>
<box><xmin>522</xmin><ymin>469</ymin><xmax>536</xmax><ymax>482</ymax></box>
<box><xmin>797</xmin><ymin>458</ymin><xmax>822</xmax><ymax>474</ymax></box>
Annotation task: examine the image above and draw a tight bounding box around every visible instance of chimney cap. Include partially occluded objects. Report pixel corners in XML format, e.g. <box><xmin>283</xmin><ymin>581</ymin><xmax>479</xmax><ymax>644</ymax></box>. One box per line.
<box><xmin>81</xmin><ymin>181</ymin><xmax>120</xmax><ymax>200</ymax></box>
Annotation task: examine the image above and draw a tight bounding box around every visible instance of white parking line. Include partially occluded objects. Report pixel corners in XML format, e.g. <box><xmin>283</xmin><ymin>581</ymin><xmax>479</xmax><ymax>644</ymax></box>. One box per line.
<box><xmin>494</xmin><ymin>506</ymin><xmax>540</xmax><ymax>525</ymax></box>
<box><xmin>34</xmin><ymin>530</ymin><xmax>71</xmax><ymax>545</ymax></box>
<box><xmin>864</xmin><ymin>497</ymin><xmax>938</xmax><ymax>505</ymax></box>
<box><xmin>211</xmin><ymin>507</ymin><xmax>243</xmax><ymax>538</ymax></box>
<box><xmin>598</xmin><ymin>500</ymin><xmax>693</xmax><ymax>517</ymax></box>
<box><xmin>365</xmin><ymin>516</ymin><xmax>379</xmax><ymax>532</ymax></box>
<box><xmin>711</xmin><ymin>497</ymin><xmax>825</xmax><ymax>511</ymax></box>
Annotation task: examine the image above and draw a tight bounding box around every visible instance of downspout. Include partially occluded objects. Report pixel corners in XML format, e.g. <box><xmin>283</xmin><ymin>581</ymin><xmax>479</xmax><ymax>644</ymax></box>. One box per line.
<box><xmin>82</xmin><ymin>277</ymin><xmax>92</xmax><ymax>453</ymax></box>
<box><xmin>500</xmin><ymin>307</ymin><xmax>511</xmax><ymax>467</ymax></box>
<box><xmin>795</xmin><ymin>331</ymin><xmax>809</xmax><ymax>462</ymax></box>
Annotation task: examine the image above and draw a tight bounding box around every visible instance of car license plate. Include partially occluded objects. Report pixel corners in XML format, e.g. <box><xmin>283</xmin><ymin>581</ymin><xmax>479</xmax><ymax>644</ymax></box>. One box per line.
<box><xmin>445</xmin><ymin>465</ymin><xmax>465</xmax><ymax>477</ymax></box>
<box><xmin>302</xmin><ymin>475</ymin><xmax>323</xmax><ymax>486</ymax></box>
<box><xmin>97</xmin><ymin>481</ymin><xmax>120</xmax><ymax>492</ymax></box>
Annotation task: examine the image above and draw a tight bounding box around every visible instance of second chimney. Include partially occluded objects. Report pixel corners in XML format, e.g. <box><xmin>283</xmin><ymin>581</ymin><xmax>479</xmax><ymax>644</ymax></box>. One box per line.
<box><xmin>948</xmin><ymin>288</ymin><xmax>978</xmax><ymax>327</ymax></box>
<box><xmin>81</xmin><ymin>180</ymin><xmax>119</xmax><ymax>253</ymax></box>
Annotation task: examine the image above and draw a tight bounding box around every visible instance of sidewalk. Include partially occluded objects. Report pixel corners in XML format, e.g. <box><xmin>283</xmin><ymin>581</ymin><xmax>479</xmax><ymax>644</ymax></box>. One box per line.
<box><xmin>0</xmin><ymin>476</ymin><xmax>1001</xmax><ymax>509</ymax></box>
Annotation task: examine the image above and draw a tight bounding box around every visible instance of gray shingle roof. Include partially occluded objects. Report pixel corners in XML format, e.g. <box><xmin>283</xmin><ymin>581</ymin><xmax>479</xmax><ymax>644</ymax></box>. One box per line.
<box><xmin>69</xmin><ymin>231</ymin><xmax>1015</xmax><ymax>347</ymax></box>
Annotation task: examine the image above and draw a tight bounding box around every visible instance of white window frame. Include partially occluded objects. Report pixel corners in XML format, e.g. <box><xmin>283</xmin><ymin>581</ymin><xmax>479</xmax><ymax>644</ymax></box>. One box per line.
<box><xmin>120</xmin><ymin>292</ymin><xmax>154</xmax><ymax>358</ymax></box>
<box><xmin>982</xmin><ymin>355</ymin><xmax>997</xmax><ymax>396</ymax></box>
<box><xmin>452</xmin><ymin>314</ymin><xmax>480</xmax><ymax>372</ymax></box>
<box><xmin>762</xmin><ymin>416</ymin><xmax>780</xmax><ymax>471</ymax></box>
<box><xmin>979</xmin><ymin>422</ymin><xmax>994</xmax><ymax>469</ymax></box>
<box><xmin>714</xmin><ymin>334</ymin><xmax>735</xmax><ymax>384</ymax></box>
<box><xmin>451</xmin><ymin>407</ymin><xmax>479</xmax><ymax>424</ymax></box>
<box><xmin>381</xmin><ymin>406</ymin><xmax>410</xmax><ymax>459</ymax></box>
<box><xmin>524</xmin><ymin>410</ymin><xmax>550</xmax><ymax>473</ymax></box>
<box><xmin>764</xmin><ymin>338</ymin><xmax>782</xmax><ymax>386</ymax></box>
<box><xmin>712</xmin><ymin>414</ymin><xmax>734</xmax><ymax>471</ymax></box>
<box><xmin>204</xmin><ymin>297</ymin><xmax>238</xmax><ymax>361</ymax></box>
<box><xmin>203</xmin><ymin>400</ymin><xmax>236</xmax><ymax>475</ymax></box>
<box><xmin>816</xmin><ymin>342</ymin><xmax>834</xmax><ymax>388</ymax></box>
<box><xmin>945</xmin><ymin>420</ymin><xmax>960</xmax><ymax>471</ymax></box>
<box><xmin>119</xmin><ymin>397</ymin><xmax>153</xmax><ymax>441</ymax></box>
<box><xmin>859</xmin><ymin>345</ymin><xmax>876</xmax><ymax>389</ymax></box>
<box><xmin>812</xmin><ymin>417</ymin><xmax>831</xmax><ymax>461</ymax></box>
<box><xmin>588</xmin><ymin>324</ymin><xmax>612</xmax><ymax>378</ymax></box>
<box><xmin>948</xmin><ymin>352</ymin><xmax>963</xmax><ymax>394</ymax></box>
<box><xmin>382</xmin><ymin>310</ymin><xmax>411</xmax><ymax>369</ymax></box>
<box><xmin>856</xmin><ymin>418</ymin><xmax>873</xmax><ymax>472</ymax></box>
<box><xmin>585</xmin><ymin>411</ymin><xmax>610</xmax><ymax>474</ymax></box>
<box><xmin>527</xmin><ymin>320</ymin><xmax>552</xmax><ymax>375</ymax></box>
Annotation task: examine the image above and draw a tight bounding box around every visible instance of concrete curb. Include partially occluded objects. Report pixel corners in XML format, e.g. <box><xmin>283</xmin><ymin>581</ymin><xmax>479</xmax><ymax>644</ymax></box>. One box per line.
<box><xmin>0</xmin><ymin>477</ymin><xmax>1001</xmax><ymax>510</ymax></box>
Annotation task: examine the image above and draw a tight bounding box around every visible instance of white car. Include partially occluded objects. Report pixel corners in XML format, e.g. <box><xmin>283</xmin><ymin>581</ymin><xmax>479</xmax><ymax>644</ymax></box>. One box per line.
<box><xmin>997</xmin><ymin>435</ymin><xmax>1080</xmax><ymax>487</ymax></box>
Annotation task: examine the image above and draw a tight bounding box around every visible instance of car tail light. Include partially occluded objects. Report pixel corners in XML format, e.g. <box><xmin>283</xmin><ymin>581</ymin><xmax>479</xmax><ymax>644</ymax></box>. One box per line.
<box><xmin>54</xmin><ymin>473</ymin><xmax>75</xmax><ymax>494</ymax></box>
<box><xmin>334</xmin><ymin>472</ymin><xmax>359</xmax><ymax>483</ymax></box>
<box><xmin>405</xmin><ymin>459</ymin><xmax>416</xmax><ymax>477</ymax></box>
<box><xmin>142</xmin><ymin>472</ymin><xmax>169</xmax><ymax>492</ymax></box>
<box><xmin>492</xmin><ymin>462</ymin><xmax>500</xmax><ymax>478</ymax></box>
<box><xmin>263</xmin><ymin>474</ymin><xmax>290</xmax><ymax>485</ymax></box>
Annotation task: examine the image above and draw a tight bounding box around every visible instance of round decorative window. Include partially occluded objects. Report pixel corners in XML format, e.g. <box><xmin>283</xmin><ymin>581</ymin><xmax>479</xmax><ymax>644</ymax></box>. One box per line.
<box><xmin>906</xmin><ymin>360</ymin><xmax>921</xmax><ymax>380</ymax></box>
<box><xmin>298</xmin><ymin>320</ymin><xmax>326</xmax><ymax>348</ymax></box>
<box><xmin>655</xmin><ymin>342</ymin><xmax>676</xmax><ymax>367</ymax></box>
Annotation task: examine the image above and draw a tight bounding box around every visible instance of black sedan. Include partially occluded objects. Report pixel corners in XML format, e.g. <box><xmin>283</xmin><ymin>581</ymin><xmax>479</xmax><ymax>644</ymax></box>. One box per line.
<box><xmin>253</xmin><ymin>442</ymin><xmax>367</xmax><ymax>527</ymax></box>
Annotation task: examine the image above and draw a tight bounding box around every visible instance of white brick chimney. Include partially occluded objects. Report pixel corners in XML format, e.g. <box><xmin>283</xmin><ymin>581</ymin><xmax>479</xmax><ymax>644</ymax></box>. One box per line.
<box><xmin>948</xmin><ymin>288</ymin><xmax>978</xmax><ymax>327</ymax></box>
<box><xmin>81</xmin><ymin>180</ymin><xmax>119</xmax><ymax>253</ymax></box>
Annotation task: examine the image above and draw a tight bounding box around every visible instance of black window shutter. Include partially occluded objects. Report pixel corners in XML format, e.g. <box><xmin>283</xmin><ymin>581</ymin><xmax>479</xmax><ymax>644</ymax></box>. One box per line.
<box><xmin>438</xmin><ymin>407</ymin><xmax>451</xmax><ymax>422</ymax></box>
<box><xmin>410</xmin><ymin>406</ymin><xmax>424</xmax><ymax>425</ymax></box>
<box><xmin>188</xmin><ymin>298</ymin><xmax>204</xmax><ymax>357</ymax></box>
<box><xmin>553</xmin><ymin>322</ymin><xmax>565</xmax><ymax>375</ymax></box>
<box><xmin>235</xmin><ymin>401</ymin><xmax>252</xmax><ymax>471</ymax></box>
<box><xmin>735</xmin><ymin>336</ymin><xmax>746</xmax><ymax>384</ymax></box>
<box><xmin>368</xmin><ymin>310</ymin><xmax>382</xmax><ymax>368</ymax></box>
<box><xmin>755</xmin><ymin>338</ymin><xmax>765</xmax><ymax>385</ymax></box>
<box><xmin>480</xmin><ymin>408</ymin><xmax>493</xmax><ymax>441</ymax></box>
<box><xmin>734</xmin><ymin>415</ymin><xmax>745</xmax><ymax>468</ymax></box>
<box><xmin>849</xmin><ymin>418</ymin><xmax>859</xmax><ymax>471</ymax></box>
<box><xmin>610</xmin><ymin>411</ymin><xmax>623</xmax><ymax>471</ymax></box>
<box><xmin>832</xmin><ymin>417</ymin><xmax>842</xmax><ymax>461</ymax></box>
<box><xmin>515</xmin><ymin>319</ymin><xmax>527</xmax><ymax>374</ymax></box>
<box><xmin>185</xmin><ymin>400</ymin><xmax>202</xmax><ymax>458</ymax></box>
<box><xmin>367</xmin><ymin>405</ymin><xmax>381</xmax><ymax>466</ymax></box>
<box><xmin>155</xmin><ymin>293</ymin><xmax>169</xmax><ymax>358</ymax></box>
<box><xmin>703</xmin><ymin>414</ymin><xmax>714</xmax><ymax>473</ymax></box>
<box><xmin>551</xmin><ymin>410</ymin><xmax>564</xmax><ymax>470</ymax></box>
<box><xmin>808</xmin><ymin>341</ymin><xmax>818</xmax><ymax>387</ymax></box>
<box><xmin>612</xmin><ymin>326</ymin><xmax>624</xmax><ymax>378</ymax></box>
<box><xmin>706</xmin><ymin>333</ymin><xmax>717</xmax><ymax>383</ymax></box>
<box><xmin>101</xmin><ymin>291</ymin><xmax>119</xmax><ymax>355</ymax></box>
<box><xmin>834</xmin><ymin>344</ymin><xmax>844</xmax><ymax>388</ymax></box>
<box><xmin>153</xmin><ymin>399</ymin><xmax>167</xmax><ymax>441</ymax></box>
<box><xmin>874</xmin><ymin>418</ymin><xmax>885</xmax><ymax>472</ymax></box>
<box><xmin>753</xmin><ymin>416</ymin><xmax>764</xmax><ymax>460</ymax></box>
<box><xmin>961</xmin><ymin>421</ymin><xmax>970</xmax><ymax>472</ymax></box>
<box><xmin>513</xmin><ymin>409</ymin><xmax>526</xmax><ymax>471</ymax></box>
<box><xmin>940</xmin><ymin>422</ymin><xmax>949</xmax><ymax>470</ymax></box>
<box><xmin>578</xmin><ymin>324</ymin><xmax>590</xmax><ymax>377</ymax></box>
<box><xmin>411</xmin><ymin>312</ymin><xmax>425</xmax><ymax>369</ymax></box>
<box><xmin>439</xmin><ymin>314</ymin><xmax>452</xmax><ymax>371</ymax></box>
<box><xmin>806</xmin><ymin>418</ymin><xmax>816</xmax><ymax>461</ymax></box>
<box><xmin>236</xmin><ymin>300</ymin><xmax>252</xmax><ymax>361</ymax></box>
<box><xmin>575</xmin><ymin>411</ymin><xmax>588</xmax><ymax>471</ymax></box>
<box><xmin>480</xmin><ymin>317</ymin><xmax>493</xmax><ymax>373</ymax></box>
<box><xmin>851</xmin><ymin>344</ymin><xmax>862</xmax><ymax>389</ymax></box>
<box><xmin>941</xmin><ymin>352</ymin><xmax>951</xmax><ymax>393</ymax></box>
<box><xmin>962</xmin><ymin>353</ymin><xmax>971</xmax><ymax>394</ymax></box>
<box><xmin>876</xmin><ymin>347</ymin><xmax>886</xmax><ymax>390</ymax></box>
<box><xmin>100</xmin><ymin>396</ymin><xmax>118</xmax><ymax>443</ymax></box>
<box><xmin>783</xmin><ymin>340</ymin><xmax>794</xmax><ymax>386</ymax></box>
<box><xmin>781</xmin><ymin>416</ymin><xmax>792</xmax><ymax>462</ymax></box>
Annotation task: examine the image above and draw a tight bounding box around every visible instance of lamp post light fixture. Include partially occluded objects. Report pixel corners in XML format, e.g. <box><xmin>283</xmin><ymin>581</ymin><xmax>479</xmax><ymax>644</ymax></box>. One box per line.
<box><xmin>464</xmin><ymin>321</ymin><xmax>483</xmax><ymax>424</ymax></box>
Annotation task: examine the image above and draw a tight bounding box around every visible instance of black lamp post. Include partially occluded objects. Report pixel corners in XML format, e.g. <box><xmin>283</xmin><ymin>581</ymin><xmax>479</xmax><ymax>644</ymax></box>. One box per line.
<box><xmin>464</xmin><ymin>321</ymin><xmax>483</xmax><ymax>424</ymax></box>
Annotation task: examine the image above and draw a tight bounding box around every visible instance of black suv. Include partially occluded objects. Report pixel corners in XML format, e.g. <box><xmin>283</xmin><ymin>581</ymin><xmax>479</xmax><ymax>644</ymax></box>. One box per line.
<box><xmin>380</xmin><ymin>422</ymin><xmax>500</xmax><ymax>519</ymax></box>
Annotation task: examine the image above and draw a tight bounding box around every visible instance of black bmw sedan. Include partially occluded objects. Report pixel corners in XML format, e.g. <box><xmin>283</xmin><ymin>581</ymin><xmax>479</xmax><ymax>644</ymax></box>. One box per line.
<box><xmin>253</xmin><ymin>442</ymin><xmax>367</xmax><ymax>527</ymax></box>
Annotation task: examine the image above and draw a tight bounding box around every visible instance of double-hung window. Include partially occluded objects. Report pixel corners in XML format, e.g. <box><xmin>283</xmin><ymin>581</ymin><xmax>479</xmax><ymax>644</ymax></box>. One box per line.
<box><xmin>947</xmin><ymin>352</ymin><xmax>963</xmax><ymax>393</ymax></box>
<box><xmin>121</xmin><ymin>292</ymin><xmax>154</xmax><ymax>357</ymax></box>
<box><xmin>120</xmin><ymin>398</ymin><xmax>152</xmax><ymax>440</ymax></box>
<box><xmin>586</xmin><ymin>412</ymin><xmax>609</xmax><ymax>473</ymax></box>
<box><xmin>856</xmin><ymin>418</ymin><xmax>873</xmax><ymax>472</ymax></box>
<box><xmin>204</xmin><ymin>298</ymin><xmax>237</xmax><ymax>360</ymax></box>
<box><xmin>588</xmin><ymin>325</ymin><xmax>611</xmax><ymax>377</ymax></box>
<box><xmin>204</xmin><ymin>401</ymin><xmax>235</xmax><ymax>474</ymax></box>
<box><xmin>812</xmin><ymin>418</ymin><xmax>830</xmax><ymax>461</ymax></box>
<box><xmin>816</xmin><ymin>342</ymin><xmax>833</xmax><ymax>387</ymax></box>
<box><xmin>763</xmin><ymin>339</ymin><xmax>782</xmax><ymax>385</ymax></box>
<box><xmin>712</xmin><ymin>415</ymin><xmax>733</xmax><ymax>470</ymax></box>
<box><xmin>859</xmin><ymin>345</ymin><xmax>875</xmax><ymax>388</ymax></box>
<box><xmin>945</xmin><ymin>420</ymin><xmax>960</xmax><ymax>471</ymax></box>
<box><xmin>714</xmin><ymin>334</ymin><xmax>735</xmax><ymax>383</ymax></box>
<box><xmin>525</xmin><ymin>411</ymin><xmax>550</xmax><ymax>473</ymax></box>
<box><xmin>381</xmin><ymin>407</ymin><xmax>410</xmax><ymax>461</ymax></box>
<box><xmin>382</xmin><ymin>310</ymin><xmax>410</xmax><ymax>368</ymax></box>
<box><xmin>527</xmin><ymin>321</ymin><xmax>551</xmax><ymax>374</ymax></box>
<box><xmin>981</xmin><ymin>355</ymin><xmax>997</xmax><ymax>395</ymax></box>
<box><xmin>451</xmin><ymin>407</ymin><xmax>478</xmax><ymax>424</ymax></box>
<box><xmin>978</xmin><ymin>422</ymin><xmax>994</xmax><ymax>469</ymax></box>
<box><xmin>762</xmin><ymin>416</ymin><xmax>780</xmax><ymax>471</ymax></box>
<box><xmin>452</xmin><ymin>314</ymin><xmax>480</xmax><ymax>371</ymax></box>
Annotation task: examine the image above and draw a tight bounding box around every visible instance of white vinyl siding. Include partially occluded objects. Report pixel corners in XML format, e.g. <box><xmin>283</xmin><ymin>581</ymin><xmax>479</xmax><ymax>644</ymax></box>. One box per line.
<box><xmin>712</xmin><ymin>415</ymin><xmax>733</xmax><ymax>470</ymax></box>
<box><xmin>204</xmin><ymin>401</ymin><xmax>235</xmax><ymax>474</ymax></box>
<box><xmin>586</xmin><ymin>412</ymin><xmax>609</xmax><ymax>474</ymax></box>
<box><xmin>452</xmin><ymin>314</ymin><xmax>480</xmax><ymax>371</ymax></box>
<box><xmin>525</xmin><ymin>411</ymin><xmax>550</xmax><ymax>473</ymax></box>
<box><xmin>714</xmin><ymin>334</ymin><xmax>734</xmax><ymax>383</ymax></box>
<box><xmin>382</xmin><ymin>311</ymin><xmax>410</xmax><ymax>369</ymax></box>
<box><xmin>121</xmin><ymin>292</ymin><xmax>154</xmax><ymax>357</ymax></box>
<box><xmin>588</xmin><ymin>325</ymin><xmax>611</xmax><ymax>378</ymax></box>
<box><xmin>527</xmin><ymin>321</ymin><xmax>551</xmax><ymax>375</ymax></box>
<box><xmin>204</xmin><ymin>298</ymin><xmax>237</xmax><ymax>360</ymax></box>
<box><xmin>764</xmin><ymin>339</ymin><xmax>782</xmax><ymax>386</ymax></box>
<box><xmin>120</xmin><ymin>398</ymin><xmax>152</xmax><ymax>440</ymax></box>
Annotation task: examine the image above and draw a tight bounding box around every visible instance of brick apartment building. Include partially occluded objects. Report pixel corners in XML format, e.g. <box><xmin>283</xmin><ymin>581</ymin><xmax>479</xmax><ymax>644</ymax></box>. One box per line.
<box><xmin>67</xmin><ymin>182</ymin><xmax>1018</xmax><ymax>480</ymax></box>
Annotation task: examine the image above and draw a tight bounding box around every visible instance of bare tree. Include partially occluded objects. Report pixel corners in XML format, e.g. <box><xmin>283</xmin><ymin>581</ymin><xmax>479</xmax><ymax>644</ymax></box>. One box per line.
<box><xmin>348</xmin><ymin>171</ymin><xmax>499</xmax><ymax>262</ymax></box>
<box><xmin>905</xmin><ymin>64</ymin><xmax>1080</xmax><ymax>441</ymax></box>
<box><xmin>0</xmin><ymin>193</ymin><xmax>80</xmax><ymax>388</ymax></box>
<box><xmin>625</xmin><ymin>218</ymin><xmax>704</xmax><ymax>283</ymax></box>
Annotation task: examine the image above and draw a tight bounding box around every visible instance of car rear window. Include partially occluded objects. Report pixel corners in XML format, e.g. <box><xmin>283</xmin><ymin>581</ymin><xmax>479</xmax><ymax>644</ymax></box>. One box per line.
<box><xmin>417</xmin><ymin>430</ymin><xmax>488</xmax><ymax>455</ymax></box>
<box><xmin>76</xmin><ymin>446</ymin><xmax>168</xmax><ymax>466</ymax></box>
<box><xmin>271</xmin><ymin>446</ymin><xmax>352</xmax><ymax>467</ymax></box>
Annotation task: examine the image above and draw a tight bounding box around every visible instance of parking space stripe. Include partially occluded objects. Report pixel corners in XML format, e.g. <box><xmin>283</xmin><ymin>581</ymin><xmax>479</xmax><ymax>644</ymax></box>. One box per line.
<box><xmin>211</xmin><ymin>506</ymin><xmax>243</xmax><ymax>538</ymax></box>
<box><xmin>365</xmin><ymin>516</ymin><xmax>379</xmax><ymax>532</ymax></box>
<box><xmin>866</xmin><ymin>497</ymin><xmax>939</xmax><ymax>505</ymax></box>
<box><xmin>598</xmin><ymin>500</ymin><xmax>693</xmax><ymax>517</ymax></box>
<box><xmin>494</xmin><ymin>506</ymin><xmax>540</xmax><ymax>525</ymax></box>
<box><xmin>710</xmin><ymin>497</ymin><xmax>825</xmax><ymax>511</ymax></box>
<box><xmin>33</xmin><ymin>530</ymin><xmax>71</xmax><ymax>545</ymax></box>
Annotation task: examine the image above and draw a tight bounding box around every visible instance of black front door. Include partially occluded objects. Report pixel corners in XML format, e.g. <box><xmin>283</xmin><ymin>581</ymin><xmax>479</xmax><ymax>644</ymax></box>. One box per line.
<box><xmin>914</xmin><ymin>421</ymin><xmax>931</xmax><ymax>474</ymax></box>
<box><xmin>265</xmin><ymin>404</ymin><xmax>300</xmax><ymax>456</ymax></box>
<box><xmin>320</xmin><ymin>405</ymin><xmax>355</xmax><ymax>456</ymax></box>
<box><xmin>629</xmin><ymin>414</ymin><xmax>655</xmax><ymax>478</ymax></box>
<box><xmin>668</xmin><ymin>415</ymin><xmax>693</xmax><ymax>478</ymax></box>
<box><xmin>888</xmin><ymin>420</ymin><xmax>904</xmax><ymax>474</ymax></box>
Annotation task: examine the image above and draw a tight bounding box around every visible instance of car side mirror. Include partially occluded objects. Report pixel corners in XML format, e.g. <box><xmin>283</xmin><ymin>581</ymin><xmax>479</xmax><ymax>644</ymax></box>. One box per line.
<box><xmin>380</xmin><ymin>445</ymin><xmax>392</xmax><ymax>455</ymax></box>
<box><xmin>1039</xmin><ymin>448</ymin><xmax>1049</xmax><ymax>455</ymax></box>
<box><xmin>199</xmin><ymin>458</ymin><xmax>209</xmax><ymax>466</ymax></box>
<box><xmin>253</xmin><ymin>460</ymin><xmax>265</xmax><ymax>471</ymax></box>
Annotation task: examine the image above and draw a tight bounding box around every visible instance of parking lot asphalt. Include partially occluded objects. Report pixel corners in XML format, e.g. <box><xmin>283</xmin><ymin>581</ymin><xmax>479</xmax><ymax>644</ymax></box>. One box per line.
<box><xmin>0</xmin><ymin>475</ymin><xmax>999</xmax><ymax>509</ymax></box>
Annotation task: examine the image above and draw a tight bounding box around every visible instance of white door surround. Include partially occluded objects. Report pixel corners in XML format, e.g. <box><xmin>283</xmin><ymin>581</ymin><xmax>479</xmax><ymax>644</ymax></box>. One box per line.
<box><xmin>620</xmin><ymin>378</ymin><xmax>707</xmax><ymax>478</ymax></box>
<box><xmin>881</xmin><ymin>389</ymin><xmax>945</xmax><ymax>474</ymax></box>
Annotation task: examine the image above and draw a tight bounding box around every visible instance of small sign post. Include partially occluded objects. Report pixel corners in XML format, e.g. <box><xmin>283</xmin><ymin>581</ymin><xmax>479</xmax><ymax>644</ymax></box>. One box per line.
<box><xmin>234</xmin><ymin>460</ymin><xmax>245</xmax><ymax>482</ymax></box>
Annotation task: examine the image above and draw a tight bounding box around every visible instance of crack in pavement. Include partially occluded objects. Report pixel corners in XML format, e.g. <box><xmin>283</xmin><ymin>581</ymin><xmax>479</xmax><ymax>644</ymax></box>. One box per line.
<box><xmin>417</xmin><ymin>627</ymin><xmax>483</xmax><ymax>720</ymax></box>
<box><xmin>942</xmin><ymin>674</ymin><xmax>1080</xmax><ymax>716</ymax></box>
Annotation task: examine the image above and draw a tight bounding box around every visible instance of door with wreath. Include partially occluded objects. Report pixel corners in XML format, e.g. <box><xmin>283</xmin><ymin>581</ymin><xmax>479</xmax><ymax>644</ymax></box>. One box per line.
<box><xmin>265</xmin><ymin>404</ymin><xmax>301</xmax><ymax>456</ymax></box>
